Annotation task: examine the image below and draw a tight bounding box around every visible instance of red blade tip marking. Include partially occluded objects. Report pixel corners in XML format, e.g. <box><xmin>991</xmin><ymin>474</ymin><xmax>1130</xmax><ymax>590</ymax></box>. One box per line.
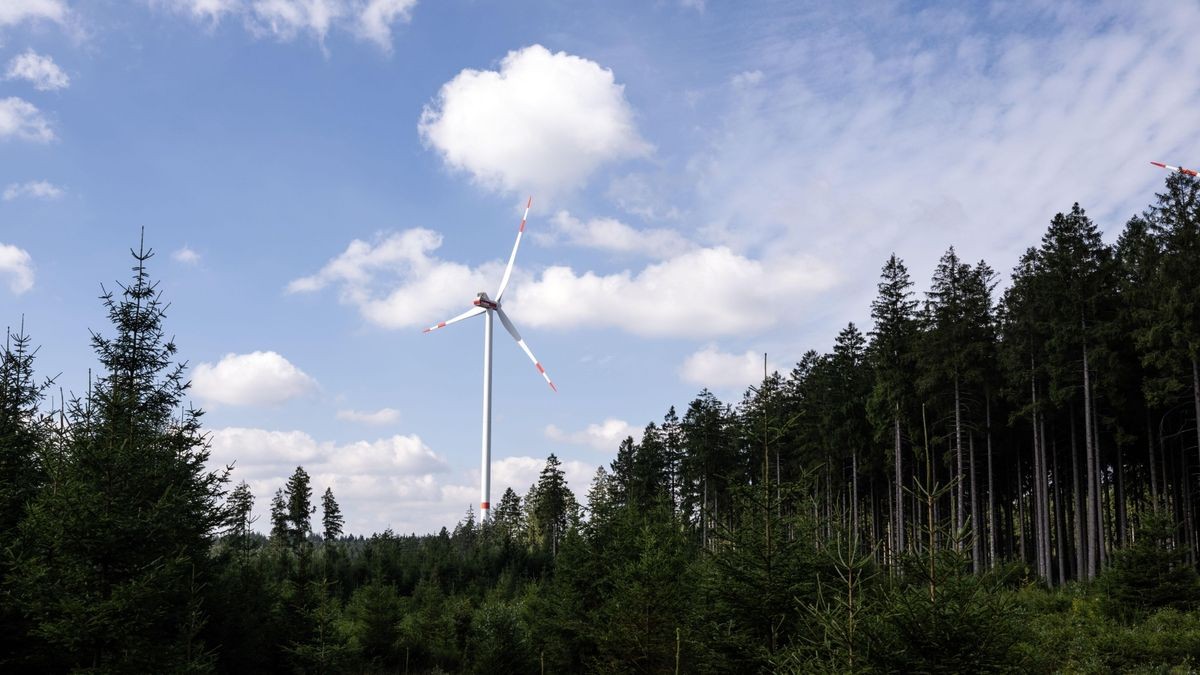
<box><xmin>480</xmin><ymin>502</ymin><xmax>489</xmax><ymax>510</ymax></box>
<box><xmin>536</xmin><ymin>363</ymin><xmax>545</xmax><ymax>373</ymax></box>
<box><xmin>549</xmin><ymin>382</ymin><xmax>558</xmax><ymax>393</ymax></box>
<box><xmin>526</xmin><ymin>196</ymin><xmax>532</xmax><ymax>208</ymax></box>
<box><xmin>1151</xmin><ymin>161</ymin><xmax>1166</xmax><ymax>168</ymax></box>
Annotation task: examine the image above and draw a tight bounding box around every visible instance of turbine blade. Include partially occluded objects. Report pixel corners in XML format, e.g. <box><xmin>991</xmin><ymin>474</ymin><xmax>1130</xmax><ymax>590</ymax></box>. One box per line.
<box><xmin>495</xmin><ymin>196</ymin><xmax>532</xmax><ymax>303</ymax></box>
<box><xmin>422</xmin><ymin>306</ymin><xmax>485</xmax><ymax>334</ymax></box>
<box><xmin>496</xmin><ymin>307</ymin><xmax>556</xmax><ymax>392</ymax></box>
<box><xmin>1151</xmin><ymin>161</ymin><xmax>1199</xmax><ymax>177</ymax></box>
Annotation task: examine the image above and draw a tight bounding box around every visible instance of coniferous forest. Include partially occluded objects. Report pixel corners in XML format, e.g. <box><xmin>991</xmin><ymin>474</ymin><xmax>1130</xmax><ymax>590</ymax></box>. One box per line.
<box><xmin>5</xmin><ymin>176</ymin><xmax>1200</xmax><ymax>673</ymax></box>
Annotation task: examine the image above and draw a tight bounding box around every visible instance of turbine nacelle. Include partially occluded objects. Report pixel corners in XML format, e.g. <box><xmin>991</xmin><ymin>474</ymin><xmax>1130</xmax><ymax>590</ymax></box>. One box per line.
<box><xmin>473</xmin><ymin>292</ymin><xmax>499</xmax><ymax>310</ymax></box>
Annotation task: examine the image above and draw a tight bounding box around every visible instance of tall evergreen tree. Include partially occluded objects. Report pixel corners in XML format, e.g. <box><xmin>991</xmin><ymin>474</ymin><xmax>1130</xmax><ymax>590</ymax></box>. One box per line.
<box><xmin>285</xmin><ymin>466</ymin><xmax>315</xmax><ymax>548</ymax></box>
<box><xmin>868</xmin><ymin>254</ymin><xmax>919</xmax><ymax>556</ymax></box>
<box><xmin>12</xmin><ymin>240</ymin><xmax>227</xmax><ymax>671</ymax></box>
<box><xmin>321</xmin><ymin>487</ymin><xmax>343</xmax><ymax>542</ymax></box>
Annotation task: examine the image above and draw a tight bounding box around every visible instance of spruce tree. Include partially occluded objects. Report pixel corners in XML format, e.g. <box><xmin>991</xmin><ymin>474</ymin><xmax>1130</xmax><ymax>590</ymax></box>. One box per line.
<box><xmin>270</xmin><ymin>487</ymin><xmax>289</xmax><ymax>543</ymax></box>
<box><xmin>285</xmin><ymin>465</ymin><xmax>315</xmax><ymax>549</ymax></box>
<box><xmin>321</xmin><ymin>486</ymin><xmax>343</xmax><ymax>541</ymax></box>
<box><xmin>227</xmin><ymin>480</ymin><xmax>257</xmax><ymax>562</ymax></box>
<box><xmin>12</xmin><ymin>239</ymin><xmax>228</xmax><ymax>671</ymax></box>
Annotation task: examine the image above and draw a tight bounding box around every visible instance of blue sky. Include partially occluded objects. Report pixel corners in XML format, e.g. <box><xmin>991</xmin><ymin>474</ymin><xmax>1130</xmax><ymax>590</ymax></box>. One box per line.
<box><xmin>3</xmin><ymin>0</ymin><xmax>1199</xmax><ymax>534</ymax></box>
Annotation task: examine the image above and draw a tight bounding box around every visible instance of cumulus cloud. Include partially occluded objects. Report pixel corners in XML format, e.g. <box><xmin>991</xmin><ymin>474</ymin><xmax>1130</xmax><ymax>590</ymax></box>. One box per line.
<box><xmin>0</xmin><ymin>0</ymin><xmax>68</xmax><ymax>27</ymax></box>
<box><xmin>287</xmin><ymin>228</ymin><xmax>497</xmax><ymax>330</ymax></box>
<box><xmin>679</xmin><ymin>346</ymin><xmax>783</xmax><ymax>391</ymax></box>
<box><xmin>5</xmin><ymin>50</ymin><xmax>69</xmax><ymax>91</ymax></box>
<box><xmin>152</xmin><ymin>0</ymin><xmax>416</xmax><ymax>50</ymax></box>
<box><xmin>511</xmin><ymin>246</ymin><xmax>836</xmax><ymax>337</ymax></box>
<box><xmin>336</xmin><ymin>407</ymin><xmax>400</xmax><ymax>425</ymax></box>
<box><xmin>539</xmin><ymin>210</ymin><xmax>691</xmax><ymax>258</ymax></box>
<box><xmin>0</xmin><ymin>244</ymin><xmax>34</xmax><ymax>294</ymax></box>
<box><xmin>293</xmin><ymin>225</ymin><xmax>835</xmax><ymax>338</ymax></box>
<box><xmin>0</xmin><ymin>97</ymin><xmax>55</xmax><ymax>142</ymax></box>
<box><xmin>545</xmin><ymin>418</ymin><xmax>642</xmax><ymax>452</ymax></box>
<box><xmin>191</xmin><ymin>351</ymin><xmax>316</xmax><ymax>406</ymax></box>
<box><xmin>419</xmin><ymin>44</ymin><xmax>650</xmax><ymax>197</ymax></box>
<box><xmin>209</xmin><ymin>426</ymin><xmax>452</xmax><ymax>533</ymax></box>
<box><xmin>172</xmin><ymin>246</ymin><xmax>201</xmax><ymax>264</ymax></box>
<box><xmin>2</xmin><ymin>180</ymin><xmax>64</xmax><ymax>201</ymax></box>
<box><xmin>207</xmin><ymin>426</ymin><xmax>599</xmax><ymax>534</ymax></box>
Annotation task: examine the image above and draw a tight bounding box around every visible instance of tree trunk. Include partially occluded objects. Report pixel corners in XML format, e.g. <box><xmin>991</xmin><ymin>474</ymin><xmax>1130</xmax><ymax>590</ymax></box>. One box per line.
<box><xmin>955</xmin><ymin>374</ymin><xmax>965</xmax><ymax>549</ymax></box>
<box><xmin>1071</xmin><ymin>407</ymin><xmax>1085</xmax><ymax>581</ymax></box>
<box><xmin>1053</xmin><ymin>434</ymin><xmax>1067</xmax><ymax>586</ymax></box>
<box><xmin>895</xmin><ymin>409</ymin><xmax>904</xmax><ymax>555</ymax></box>
<box><xmin>1083</xmin><ymin>338</ymin><xmax>1098</xmax><ymax>580</ymax></box>
<box><xmin>970</xmin><ymin>432</ymin><xmax>981</xmax><ymax>571</ymax></box>
<box><xmin>987</xmin><ymin>396</ymin><xmax>996</xmax><ymax>569</ymax></box>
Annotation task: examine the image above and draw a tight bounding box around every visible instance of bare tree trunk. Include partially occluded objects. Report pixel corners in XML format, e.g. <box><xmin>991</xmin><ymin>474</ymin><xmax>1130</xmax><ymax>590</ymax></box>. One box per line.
<box><xmin>1017</xmin><ymin>451</ymin><xmax>1027</xmax><ymax>565</ymax></box>
<box><xmin>970</xmin><ymin>432</ymin><xmax>981</xmax><ymax>572</ymax></box>
<box><xmin>1083</xmin><ymin>338</ymin><xmax>1098</xmax><ymax>580</ymax></box>
<box><xmin>1072</xmin><ymin>407</ymin><xmax>1085</xmax><ymax>581</ymax></box>
<box><xmin>987</xmin><ymin>396</ymin><xmax>996</xmax><ymax>569</ymax></box>
<box><xmin>1093</xmin><ymin>391</ymin><xmax>1107</xmax><ymax>570</ymax></box>
<box><xmin>895</xmin><ymin>409</ymin><xmax>904</xmax><ymax>555</ymax></box>
<box><xmin>955</xmin><ymin>374</ymin><xmax>965</xmax><ymax>549</ymax></box>
<box><xmin>1116</xmin><ymin>443</ymin><xmax>1127</xmax><ymax>547</ymax></box>
<box><xmin>1147</xmin><ymin>412</ymin><xmax>1159</xmax><ymax>509</ymax></box>
<box><xmin>1053</xmin><ymin>434</ymin><xmax>1066</xmax><ymax>586</ymax></box>
<box><xmin>852</xmin><ymin>449</ymin><xmax>860</xmax><ymax>537</ymax></box>
<box><xmin>1031</xmin><ymin>367</ymin><xmax>1048</xmax><ymax>580</ymax></box>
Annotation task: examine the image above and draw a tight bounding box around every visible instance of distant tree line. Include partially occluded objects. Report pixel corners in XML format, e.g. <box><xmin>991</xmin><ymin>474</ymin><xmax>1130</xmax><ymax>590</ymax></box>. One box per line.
<box><xmin>2</xmin><ymin>177</ymin><xmax>1200</xmax><ymax>672</ymax></box>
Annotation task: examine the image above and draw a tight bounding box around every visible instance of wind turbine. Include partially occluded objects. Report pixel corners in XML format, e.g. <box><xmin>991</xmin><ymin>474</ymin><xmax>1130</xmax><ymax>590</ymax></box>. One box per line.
<box><xmin>422</xmin><ymin>197</ymin><xmax>556</xmax><ymax>519</ymax></box>
<box><xmin>1151</xmin><ymin>161</ymin><xmax>1199</xmax><ymax>177</ymax></box>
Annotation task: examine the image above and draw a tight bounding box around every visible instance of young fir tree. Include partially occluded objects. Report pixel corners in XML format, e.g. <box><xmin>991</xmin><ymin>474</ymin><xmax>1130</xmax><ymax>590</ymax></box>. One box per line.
<box><xmin>321</xmin><ymin>487</ymin><xmax>343</xmax><ymax>541</ymax></box>
<box><xmin>12</xmin><ymin>239</ymin><xmax>228</xmax><ymax>672</ymax></box>
<box><xmin>0</xmin><ymin>323</ymin><xmax>51</xmax><ymax>668</ymax></box>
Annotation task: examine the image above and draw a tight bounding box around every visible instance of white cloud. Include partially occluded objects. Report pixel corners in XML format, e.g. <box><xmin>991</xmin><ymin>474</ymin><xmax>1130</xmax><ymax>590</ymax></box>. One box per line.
<box><xmin>287</xmin><ymin>228</ymin><xmax>497</xmax><ymax>330</ymax></box>
<box><xmin>419</xmin><ymin>44</ymin><xmax>650</xmax><ymax>197</ymax></box>
<box><xmin>0</xmin><ymin>97</ymin><xmax>55</xmax><ymax>142</ymax></box>
<box><xmin>511</xmin><ymin>245</ymin><xmax>836</xmax><ymax>337</ymax></box>
<box><xmin>5</xmin><ymin>50</ymin><xmax>69</xmax><ymax>91</ymax></box>
<box><xmin>209</xmin><ymin>426</ymin><xmax>454</xmax><ymax>533</ymax></box>
<box><xmin>679</xmin><ymin>346</ymin><xmax>782</xmax><ymax>391</ymax></box>
<box><xmin>0</xmin><ymin>0</ymin><xmax>68</xmax><ymax>27</ymax></box>
<box><xmin>545</xmin><ymin>418</ymin><xmax>642</xmax><ymax>452</ymax></box>
<box><xmin>191</xmin><ymin>351</ymin><xmax>316</xmax><ymax>406</ymax></box>
<box><xmin>152</xmin><ymin>0</ymin><xmax>241</xmax><ymax>23</ymax></box>
<box><xmin>2</xmin><ymin>180</ymin><xmax>64</xmax><ymax>201</ymax></box>
<box><xmin>337</xmin><ymin>407</ymin><xmax>400</xmax><ymax>425</ymax></box>
<box><xmin>152</xmin><ymin>0</ymin><xmax>416</xmax><ymax>50</ymax></box>
<box><xmin>207</xmin><ymin>427</ymin><xmax>603</xmax><ymax>534</ymax></box>
<box><xmin>355</xmin><ymin>0</ymin><xmax>417</xmax><ymax>51</ymax></box>
<box><xmin>172</xmin><ymin>246</ymin><xmax>201</xmax><ymax>264</ymax></box>
<box><xmin>539</xmin><ymin>210</ymin><xmax>691</xmax><ymax>258</ymax></box>
<box><xmin>730</xmin><ymin>69</ymin><xmax>763</xmax><ymax>88</ymax></box>
<box><xmin>680</xmin><ymin>2</ymin><xmax>1200</xmax><ymax>324</ymax></box>
<box><xmin>0</xmin><ymin>243</ymin><xmax>34</xmax><ymax>294</ymax></box>
<box><xmin>293</xmin><ymin>225</ymin><xmax>835</xmax><ymax>338</ymax></box>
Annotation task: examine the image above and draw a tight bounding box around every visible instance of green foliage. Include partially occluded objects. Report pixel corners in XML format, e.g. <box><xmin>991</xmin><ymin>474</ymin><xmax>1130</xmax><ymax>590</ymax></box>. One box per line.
<box><xmin>10</xmin><ymin>241</ymin><xmax>228</xmax><ymax>672</ymax></box>
<box><xmin>1097</xmin><ymin>511</ymin><xmax>1200</xmax><ymax>623</ymax></box>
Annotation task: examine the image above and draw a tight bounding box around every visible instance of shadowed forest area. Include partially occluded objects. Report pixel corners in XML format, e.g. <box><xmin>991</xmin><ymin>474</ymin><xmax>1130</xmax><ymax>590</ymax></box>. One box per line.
<box><xmin>4</xmin><ymin>174</ymin><xmax>1200</xmax><ymax>673</ymax></box>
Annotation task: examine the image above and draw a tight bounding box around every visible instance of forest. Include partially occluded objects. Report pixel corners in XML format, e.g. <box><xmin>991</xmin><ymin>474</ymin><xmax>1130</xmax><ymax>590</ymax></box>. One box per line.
<box><xmin>3</xmin><ymin>173</ymin><xmax>1200</xmax><ymax>673</ymax></box>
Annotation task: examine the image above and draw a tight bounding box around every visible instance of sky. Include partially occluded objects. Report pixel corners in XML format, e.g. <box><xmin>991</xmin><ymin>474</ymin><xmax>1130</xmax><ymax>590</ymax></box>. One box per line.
<box><xmin>2</xmin><ymin>0</ymin><xmax>1199</xmax><ymax>535</ymax></box>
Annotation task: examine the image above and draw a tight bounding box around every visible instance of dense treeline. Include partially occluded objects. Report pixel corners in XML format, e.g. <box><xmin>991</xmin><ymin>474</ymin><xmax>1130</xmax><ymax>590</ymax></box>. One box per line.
<box><xmin>3</xmin><ymin>177</ymin><xmax>1200</xmax><ymax>671</ymax></box>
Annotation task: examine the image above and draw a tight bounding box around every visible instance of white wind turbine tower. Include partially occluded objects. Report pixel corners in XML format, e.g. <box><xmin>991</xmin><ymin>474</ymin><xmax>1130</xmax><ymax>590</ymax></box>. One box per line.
<box><xmin>423</xmin><ymin>197</ymin><xmax>556</xmax><ymax>519</ymax></box>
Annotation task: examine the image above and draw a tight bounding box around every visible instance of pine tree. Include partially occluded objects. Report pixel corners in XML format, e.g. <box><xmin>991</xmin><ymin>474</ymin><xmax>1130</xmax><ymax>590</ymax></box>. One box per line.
<box><xmin>227</xmin><ymin>481</ymin><xmax>257</xmax><ymax>562</ymax></box>
<box><xmin>270</xmin><ymin>487</ymin><xmax>289</xmax><ymax>543</ymax></box>
<box><xmin>12</xmin><ymin>239</ymin><xmax>227</xmax><ymax>671</ymax></box>
<box><xmin>532</xmin><ymin>454</ymin><xmax>577</xmax><ymax>556</ymax></box>
<box><xmin>868</xmin><ymin>254</ymin><xmax>919</xmax><ymax>557</ymax></box>
<box><xmin>285</xmin><ymin>466</ymin><xmax>315</xmax><ymax>549</ymax></box>
<box><xmin>321</xmin><ymin>487</ymin><xmax>343</xmax><ymax>541</ymax></box>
